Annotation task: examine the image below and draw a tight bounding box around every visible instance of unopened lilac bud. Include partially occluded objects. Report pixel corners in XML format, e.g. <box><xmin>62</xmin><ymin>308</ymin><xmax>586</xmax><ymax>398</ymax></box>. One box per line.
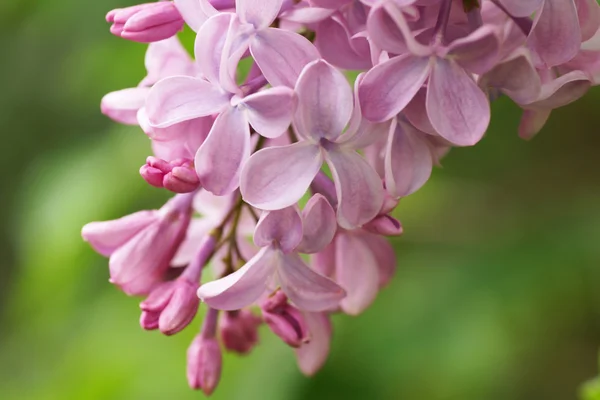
<box><xmin>140</xmin><ymin>157</ymin><xmax>200</xmax><ymax>193</ymax></box>
<box><xmin>164</xmin><ymin>164</ymin><xmax>201</xmax><ymax>193</ymax></box>
<box><xmin>159</xmin><ymin>280</ymin><xmax>200</xmax><ymax>335</ymax></box>
<box><xmin>106</xmin><ymin>2</ymin><xmax>184</xmax><ymax>43</ymax></box>
<box><xmin>140</xmin><ymin>279</ymin><xmax>199</xmax><ymax>335</ymax></box>
<box><xmin>188</xmin><ymin>308</ymin><xmax>222</xmax><ymax>395</ymax></box>
<box><xmin>140</xmin><ymin>310</ymin><xmax>160</xmax><ymax>330</ymax></box>
<box><xmin>261</xmin><ymin>291</ymin><xmax>309</xmax><ymax>348</ymax></box>
<box><xmin>363</xmin><ymin>215</ymin><xmax>403</xmax><ymax>236</ymax></box>
<box><xmin>140</xmin><ymin>158</ymin><xmax>168</xmax><ymax>188</ymax></box>
<box><xmin>219</xmin><ymin>310</ymin><xmax>262</xmax><ymax>354</ymax></box>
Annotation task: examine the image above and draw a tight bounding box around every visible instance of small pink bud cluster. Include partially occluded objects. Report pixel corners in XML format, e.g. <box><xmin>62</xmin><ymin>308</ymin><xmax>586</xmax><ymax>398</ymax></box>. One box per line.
<box><xmin>85</xmin><ymin>0</ymin><xmax>600</xmax><ymax>394</ymax></box>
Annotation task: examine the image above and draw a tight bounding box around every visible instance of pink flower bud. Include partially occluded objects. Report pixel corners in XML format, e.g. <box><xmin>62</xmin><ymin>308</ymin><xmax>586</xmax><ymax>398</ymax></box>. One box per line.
<box><xmin>82</xmin><ymin>193</ymin><xmax>194</xmax><ymax>296</ymax></box>
<box><xmin>140</xmin><ymin>157</ymin><xmax>200</xmax><ymax>193</ymax></box>
<box><xmin>219</xmin><ymin>310</ymin><xmax>262</xmax><ymax>354</ymax></box>
<box><xmin>106</xmin><ymin>2</ymin><xmax>184</xmax><ymax>43</ymax></box>
<box><xmin>164</xmin><ymin>164</ymin><xmax>201</xmax><ymax>193</ymax></box>
<box><xmin>261</xmin><ymin>291</ymin><xmax>309</xmax><ymax>348</ymax></box>
<box><xmin>187</xmin><ymin>309</ymin><xmax>222</xmax><ymax>395</ymax></box>
<box><xmin>363</xmin><ymin>215</ymin><xmax>403</xmax><ymax>237</ymax></box>
<box><xmin>140</xmin><ymin>279</ymin><xmax>200</xmax><ymax>335</ymax></box>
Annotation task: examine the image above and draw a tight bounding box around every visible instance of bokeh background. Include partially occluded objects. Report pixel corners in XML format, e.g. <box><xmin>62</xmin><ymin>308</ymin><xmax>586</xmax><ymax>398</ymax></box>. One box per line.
<box><xmin>1</xmin><ymin>1</ymin><xmax>600</xmax><ymax>399</ymax></box>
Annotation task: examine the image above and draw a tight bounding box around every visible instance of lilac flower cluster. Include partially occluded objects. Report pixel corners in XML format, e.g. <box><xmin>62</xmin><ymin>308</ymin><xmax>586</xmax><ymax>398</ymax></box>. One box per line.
<box><xmin>85</xmin><ymin>0</ymin><xmax>600</xmax><ymax>394</ymax></box>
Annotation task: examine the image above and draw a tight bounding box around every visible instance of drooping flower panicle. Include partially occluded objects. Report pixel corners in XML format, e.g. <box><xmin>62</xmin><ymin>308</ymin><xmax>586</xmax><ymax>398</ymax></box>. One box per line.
<box><xmin>83</xmin><ymin>0</ymin><xmax>600</xmax><ymax>394</ymax></box>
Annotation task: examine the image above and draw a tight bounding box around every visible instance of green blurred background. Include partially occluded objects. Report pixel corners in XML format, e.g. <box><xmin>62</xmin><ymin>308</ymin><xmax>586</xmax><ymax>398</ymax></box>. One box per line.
<box><xmin>1</xmin><ymin>1</ymin><xmax>600</xmax><ymax>399</ymax></box>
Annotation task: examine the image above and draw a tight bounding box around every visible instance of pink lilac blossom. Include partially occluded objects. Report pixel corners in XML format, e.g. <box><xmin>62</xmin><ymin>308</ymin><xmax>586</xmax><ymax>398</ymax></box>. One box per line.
<box><xmin>83</xmin><ymin>0</ymin><xmax>600</xmax><ymax>394</ymax></box>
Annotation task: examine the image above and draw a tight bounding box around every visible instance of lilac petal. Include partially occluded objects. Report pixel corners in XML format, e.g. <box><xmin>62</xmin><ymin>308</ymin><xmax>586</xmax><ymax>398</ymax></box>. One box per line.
<box><xmin>385</xmin><ymin>120</ymin><xmax>433</xmax><ymax>198</ymax></box>
<box><xmin>82</xmin><ymin>211</ymin><xmax>158</xmax><ymax>257</ymax></box>
<box><xmin>295</xmin><ymin>312</ymin><xmax>332</xmax><ymax>376</ymax></box>
<box><xmin>341</xmin><ymin>73</ymin><xmax>391</xmax><ymax>148</ymax></box>
<box><xmin>171</xmin><ymin>218</ymin><xmax>214</xmax><ymax>267</ymax></box>
<box><xmin>280</xmin><ymin>5</ymin><xmax>335</xmax><ymax>24</ymax></box>
<box><xmin>335</xmin><ymin>232</ymin><xmax>379</xmax><ymax>315</ymax></box>
<box><xmin>198</xmin><ymin>247</ymin><xmax>276</xmax><ymax>310</ymax></box>
<box><xmin>141</xmin><ymin>36</ymin><xmax>194</xmax><ymax>86</ymax></box>
<box><xmin>359</xmin><ymin>232</ymin><xmax>397</xmax><ymax>288</ymax></box>
<box><xmin>294</xmin><ymin>60</ymin><xmax>353</xmax><ymax>141</ymax></box>
<box><xmin>359</xmin><ymin>55</ymin><xmax>431</xmax><ymax>123</ymax></box>
<box><xmin>194</xmin><ymin>13</ymin><xmax>232</xmax><ymax>86</ymax></box>
<box><xmin>146</xmin><ymin>76</ymin><xmax>229</xmax><ymax>128</ymax></box>
<box><xmin>110</xmin><ymin>214</ymin><xmax>189</xmax><ymax>296</ymax></box>
<box><xmin>236</xmin><ymin>0</ymin><xmax>282</xmax><ymax>29</ymax></box>
<box><xmin>528</xmin><ymin>0</ymin><xmax>581</xmax><ymax>68</ymax></box>
<box><xmin>403</xmin><ymin>88</ymin><xmax>436</xmax><ymax>135</ymax></box>
<box><xmin>297</xmin><ymin>194</ymin><xmax>337</xmax><ymax>254</ymax></box>
<box><xmin>240</xmin><ymin>87</ymin><xmax>295</xmax><ymax>138</ymax></box>
<box><xmin>310</xmin><ymin>0</ymin><xmax>352</xmax><ymax>8</ymax></box>
<box><xmin>101</xmin><ymin>87</ymin><xmax>150</xmax><ymax>125</ymax></box>
<box><xmin>479</xmin><ymin>49</ymin><xmax>541</xmax><ymax>105</ymax></box>
<box><xmin>446</xmin><ymin>25</ymin><xmax>500</xmax><ymax>75</ymax></box>
<box><xmin>219</xmin><ymin>17</ymin><xmax>254</xmax><ymax>95</ymax></box>
<box><xmin>576</xmin><ymin>0</ymin><xmax>600</xmax><ymax>42</ymax></box>
<box><xmin>497</xmin><ymin>0</ymin><xmax>543</xmax><ymax>17</ymax></box>
<box><xmin>195</xmin><ymin>106</ymin><xmax>250</xmax><ymax>195</ymax></box>
<box><xmin>526</xmin><ymin>70</ymin><xmax>592</xmax><ymax>109</ymax></box>
<box><xmin>278</xmin><ymin>253</ymin><xmax>345</xmax><ymax>312</ymax></box>
<box><xmin>380</xmin><ymin>1</ymin><xmax>431</xmax><ymax>56</ymax></box>
<box><xmin>362</xmin><ymin>215</ymin><xmax>403</xmax><ymax>237</ymax></box>
<box><xmin>254</xmin><ymin>207</ymin><xmax>303</xmax><ymax>253</ymax></box>
<box><xmin>325</xmin><ymin>149</ymin><xmax>384</xmax><ymax>229</ymax></box>
<box><xmin>173</xmin><ymin>0</ymin><xmax>217</xmax><ymax>32</ymax></box>
<box><xmin>426</xmin><ymin>59</ymin><xmax>490</xmax><ymax>147</ymax></box>
<box><xmin>315</xmin><ymin>17</ymin><xmax>372</xmax><ymax>70</ymax></box>
<box><xmin>311</xmin><ymin>241</ymin><xmax>336</xmax><ymax>280</ymax></box>
<box><xmin>250</xmin><ymin>27</ymin><xmax>320</xmax><ymax>88</ymax></box>
<box><xmin>366</xmin><ymin>4</ymin><xmax>408</xmax><ymax>55</ymax></box>
<box><xmin>241</xmin><ymin>142</ymin><xmax>323</xmax><ymax>210</ymax></box>
<box><xmin>518</xmin><ymin>109</ymin><xmax>552</xmax><ymax>140</ymax></box>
